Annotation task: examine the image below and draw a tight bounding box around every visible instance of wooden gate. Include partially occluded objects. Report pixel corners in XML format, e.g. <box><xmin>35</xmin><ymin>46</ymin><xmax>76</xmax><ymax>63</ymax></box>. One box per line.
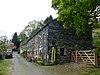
<box><xmin>96</xmin><ymin>55</ymin><xmax>100</xmax><ymax>67</ymax></box>
<box><xmin>71</xmin><ymin>50</ymin><xmax>96</xmax><ymax>65</ymax></box>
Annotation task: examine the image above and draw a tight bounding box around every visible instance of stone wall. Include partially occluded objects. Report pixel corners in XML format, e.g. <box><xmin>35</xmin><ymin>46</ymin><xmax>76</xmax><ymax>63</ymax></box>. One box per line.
<box><xmin>48</xmin><ymin>19</ymin><xmax>92</xmax><ymax>63</ymax></box>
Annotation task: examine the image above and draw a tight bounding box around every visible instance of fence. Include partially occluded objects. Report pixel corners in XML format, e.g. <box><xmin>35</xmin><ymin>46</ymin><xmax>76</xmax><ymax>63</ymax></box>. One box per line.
<box><xmin>71</xmin><ymin>50</ymin><xmax>96</xmax><ymax>65</ymax></box>
<box><xmin>96</xmin><ymin>55</ymin><xmax>100</xmax><ymax>67</ymax></box>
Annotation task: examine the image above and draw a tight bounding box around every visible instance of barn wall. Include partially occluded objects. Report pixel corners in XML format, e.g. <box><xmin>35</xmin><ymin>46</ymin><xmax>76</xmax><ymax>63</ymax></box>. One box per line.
<box><xmin>48</xmin><ymin>19</ymin><xmax>92</xmax><ymax>63</ymax></box>
<box><xmin>33</xmin><ymin>26</ymin><xmax>49</xmax><ymax>60</ymax></box>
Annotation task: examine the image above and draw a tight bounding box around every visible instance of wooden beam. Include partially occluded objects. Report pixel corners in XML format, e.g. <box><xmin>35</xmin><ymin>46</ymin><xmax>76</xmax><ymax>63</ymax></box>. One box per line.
<box><xmin>75</xmin><ymin>50</ymin><xmax>77</xmax><ymax>63</ymax></box>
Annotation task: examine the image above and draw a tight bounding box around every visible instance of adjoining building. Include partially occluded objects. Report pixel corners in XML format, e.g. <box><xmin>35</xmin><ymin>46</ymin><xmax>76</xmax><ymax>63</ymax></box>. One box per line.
<box><xmin>20</xmin><ymin>19</ymin><xmax>92</xmax><ymax>64</ymax></box>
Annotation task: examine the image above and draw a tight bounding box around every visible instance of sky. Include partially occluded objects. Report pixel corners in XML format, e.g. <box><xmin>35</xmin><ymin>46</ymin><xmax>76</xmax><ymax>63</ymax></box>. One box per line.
<box><xmin>0</xmin><ymin>0</ymin><xmax>57</xmax><ymax>40</ymax></box>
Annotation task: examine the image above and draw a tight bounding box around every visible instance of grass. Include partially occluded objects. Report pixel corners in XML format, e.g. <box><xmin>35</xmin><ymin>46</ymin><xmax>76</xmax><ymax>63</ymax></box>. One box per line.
<box><xmin>0</xmin><ymin>59</ymin><xmax>11</xmax><ymax>75</ymax></box>
<box><xmin>82</xmin><ymin>66</ymin><xmax>100</xmax><ymax>75</ymax></box>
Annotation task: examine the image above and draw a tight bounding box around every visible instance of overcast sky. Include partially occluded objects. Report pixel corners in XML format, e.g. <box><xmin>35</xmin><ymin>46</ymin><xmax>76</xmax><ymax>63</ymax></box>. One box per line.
<box><xmin>0</xmin><ymin>0</ymin><xmax>57</xmax><ymax>40</ymax></box>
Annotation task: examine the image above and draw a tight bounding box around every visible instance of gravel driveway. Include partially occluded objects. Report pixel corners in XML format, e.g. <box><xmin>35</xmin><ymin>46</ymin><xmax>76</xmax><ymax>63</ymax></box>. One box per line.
<box><xmin>10</xmin><ymin>52</ymin><xmax>50</xmax><ymax>75</ymax></box>
<box><xmin>9</xmin><ymin>52</ymin><xmax>88</xmax><ymax>75</ymax></box>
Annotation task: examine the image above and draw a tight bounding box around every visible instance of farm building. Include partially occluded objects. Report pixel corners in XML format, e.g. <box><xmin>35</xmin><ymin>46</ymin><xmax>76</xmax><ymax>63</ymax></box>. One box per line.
<box><xmin>20</xmin><ymin>19</ymin><xmax>92</xmax><ymax>64</ymax></box>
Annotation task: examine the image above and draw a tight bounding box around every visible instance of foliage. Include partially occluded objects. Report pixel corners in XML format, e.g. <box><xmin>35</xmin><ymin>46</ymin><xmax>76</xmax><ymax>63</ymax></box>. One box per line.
<box><xmin>0</xmin><ymin>43</ymin><xmax>7</xmax><ymax>51</ymax></box>
<box><xmin>0</xmin><ymin>36</ymin><xmax>8</xmax><ymax>44</ymax></box>
<box><xmin>94</xmin><ymin>21</ymin><xmax>100</xmax><ymax>29</ymax></box>
<box><xmin>93</xmin><ymin>29</ymin><xmax>100</xmax><ymax>55</ymax></box>
<box><xmin>0</xmin><ymin>39</ymin><xmax>7</xmax><ymax>59</ymax></box>
<box><xmin>93</xmin><ymin>28</ymin><xmax>100</xmax><ymax>33</ymax></box>
<box><xmin>18</xmin><ymin>20</ymin><xmax>45</xmax><ymax>42</ymax></box>
<box><xmin>17</xmin><ymin>48</ymin><xmax>20</xmax><ymax>54</ymax></box>
<box><xmin>20</xmin><ymin>51</ymin><xmax>27</xmax><ymax>58</ymax></box>
<box><xmin>36</xmin><ymin>58</ymin><xmax>44</xmax><ymax>65</ymax></box>
<box><xmin>95</xmin><ymin>48</ymin><xmax>100</xmax><ymax>56</ymax></box>
<box><xmin>18</xmin><ymin>31</ymin><xmax>26</xmax><ymax>42</ymax></box>
<box><xmin>0</xmin><ymin>36</ymin><xmax>7</xmax><ymax>56</ymax></box>
<box><xmin>24</xmin><ymin>20</ymin><xmax>44</xmax><ymax>37</ymax></box>
<box><xmin>12</xmin><ymin>32</ymin><xmax>17</xmax><ymax>43</ymax></box>
<box><xmin>93</xmin><ymin>38</ymin><xmax>100</xmax><ymax>47</ymax></box>
<box><xmin>12</xmin><ymin>32</ymin><xmax>20</xmax><ymax>49</ymax></box>
<box><xmin>52</xmin><ymin>0</ymin><xmax>100</xmax><ymax>33</ymax></box>
<box><xmin>93</xmin><ymin>29</ymin><xmax>100</xmax><ymax>45</ymax></box>
<box><xmin>18</xmin><ymin>15</ymin><xmax>53</xmax><ymax>41</ymax></box>
<box><xmin>33</xmin><ymin>57</ymin><xmax>38</xmax><ymax>63</ymax></box>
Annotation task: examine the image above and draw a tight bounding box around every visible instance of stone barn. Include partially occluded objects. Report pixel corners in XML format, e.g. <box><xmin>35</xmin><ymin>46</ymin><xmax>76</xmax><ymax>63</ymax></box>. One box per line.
<box><xmin>20</xmin><ymin>19</ymin><xmax>92</xmax><ymax>64</ymax></box>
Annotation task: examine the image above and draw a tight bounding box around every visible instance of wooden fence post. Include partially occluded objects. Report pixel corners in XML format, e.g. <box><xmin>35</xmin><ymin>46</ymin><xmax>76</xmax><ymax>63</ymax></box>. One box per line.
<box><xmin>75</xmin><ymin>50</ymin><xmax>77</xmax><ymax>63</ymax></box>
<box><xmin>95</xmin><ymin>54</ymin><xmax>98</xmax><ymax>67</ymax></box>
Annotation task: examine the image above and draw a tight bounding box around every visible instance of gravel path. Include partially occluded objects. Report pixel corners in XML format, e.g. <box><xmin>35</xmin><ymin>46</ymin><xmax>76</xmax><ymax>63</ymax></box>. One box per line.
<box><xmin>10</xmin><ymin>52</ymin><xmax>50</xmax><ymax>75</ymax></box>
<box><xmin>40</xmin><ymin>62</ymin><xmax>87</xmax><ymax>75</ymax></box>
<box><xmin>9</xmin><ymin>52</ymin><xmax>88</xmax><ymax>75</ymax></box>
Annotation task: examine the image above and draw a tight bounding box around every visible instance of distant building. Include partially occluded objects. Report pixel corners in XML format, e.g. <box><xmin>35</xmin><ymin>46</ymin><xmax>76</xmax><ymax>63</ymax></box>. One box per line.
<box><xmin>7</xmin><ymin>41</ymin><xmax>16</xmax><ymax>49</ymax></box>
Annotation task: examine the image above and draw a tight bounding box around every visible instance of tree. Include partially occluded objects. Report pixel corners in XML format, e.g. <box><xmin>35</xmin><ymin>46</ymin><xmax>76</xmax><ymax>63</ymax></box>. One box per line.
<box><xmin>25</xmin><ymin>20</ymin><xmax>44</xmax><ymax>37</ymax></box>
<box><xmin>0</xmin><ymin>43</ymin><xmax>7</xmax><ymax>51</ymax></box>
<box><xmin>0</xmin><ymin>36</ymin><xmax>8</xmax><ymax>52</ymax></box>
<box><xmin>0</xmin><ymin>36</ymin><xmax>8</xmax><ymax>44</ymax></box>
<box><xmin>52</xmin><ymin>0</ymin><xmax>100</xmax><ymax>33</ymax></box>
<box><xmin>12</xmin><ymin>32</ymin><xmax>20</xmax><ymax>49</ymax></box>
<box><xmin>18</xmin><ymin>31</ymin><xmax>26</xmax><ymax>42</ymax></box>
<box><xmin>30</xmin><ymin>20</ymin><xmax>44</xmax><ymax>36</ymax></box>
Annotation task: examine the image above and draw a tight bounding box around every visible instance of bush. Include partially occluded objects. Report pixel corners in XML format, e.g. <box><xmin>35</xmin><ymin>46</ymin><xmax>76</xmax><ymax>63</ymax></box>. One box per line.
<box><xmin>20</xmin><ymin>51</ymin><xmax>27</xmax><ymax>58</ymax></box>
<box><xmin>17</xmin><ymin>48</ymin><xmax>20</xmax><ymax>54</ymax></box>
<box><xmin>37</xmin><ymin>60</ymin><xmax>44</xmax><ymax>65</ymax></box>
<box><xmin>0</xmin><ymin>55</ymin><xmax>3</xmax><ymax>60</ymax></box>
<box><xmin>95</xmin><ymin>48</ymin><xmax>100</xmax><ymax>55</ymax></box>
<box><xmin>93</xmin><ymin>38</ymin><xmax>100</xmax><ymax>47</ymax></box>
<box><xmin>0</xmin><ymin>50</ymin><xmax>4</xmax><ymax>60</ymax></box>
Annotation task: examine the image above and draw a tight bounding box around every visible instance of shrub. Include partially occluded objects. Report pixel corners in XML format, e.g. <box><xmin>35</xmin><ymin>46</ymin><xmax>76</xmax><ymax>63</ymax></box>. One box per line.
<box><xmin>17</xmin><ymin>48</ymin><xmax>20</xmax><ymax>54</ymax></box>
<box><xmin>93</xmin><ymin>38</ymin><xmax>100</xmax><ymax>47</ymax></box>
<box><xmin>95</xmin><ymin>48</ymin><xmax>100</xmax><ymax>55</ymax></box>
<box><xmin>21</xmin><ymin>51</ymin><xmax>27</xmax><ymax>58</ymax></box>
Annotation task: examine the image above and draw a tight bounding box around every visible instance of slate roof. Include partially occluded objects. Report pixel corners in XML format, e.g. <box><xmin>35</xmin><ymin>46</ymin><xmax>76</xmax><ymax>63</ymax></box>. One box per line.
<box><xmin>24</xmin><ymin>19</ymin><xmax>57</xmax><ymax>45</ymax></box>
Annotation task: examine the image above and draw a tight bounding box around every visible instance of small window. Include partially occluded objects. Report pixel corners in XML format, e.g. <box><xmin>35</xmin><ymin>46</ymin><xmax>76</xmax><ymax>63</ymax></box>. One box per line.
<box><xmin>60</xmin><ymin>48</ymin><xmax>64</xmax><ymax>56</ymax></box>
<box><xmin>36</xmin><ymin>50</ymin><xmax>37</xmax><ymax>55</ymax></box>
<box><xmin>39</xmin><ymin>50</ymin><xmax>42</xmax><ymax>57</ymax></box>
<box><xmin>42</xmin><ymin>34</ymin><xmax>45</xmax><ymax>40</ymax></box>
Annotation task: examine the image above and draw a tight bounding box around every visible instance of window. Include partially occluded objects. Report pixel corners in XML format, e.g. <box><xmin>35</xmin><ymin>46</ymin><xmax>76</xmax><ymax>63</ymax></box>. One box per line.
<box><xmin>39</xmin><ymin>50</ymin><xmax>42</xmax><ymax>57</ymax></box>
<box><xmin>36</xmin><ymin>50</ymin><xmax>37</xmax><ymax>55</ymax></box>
<box><xmin>60</xmin><ymin>48</ymin><xmax>64</xmax><ymax>56</ymax></box>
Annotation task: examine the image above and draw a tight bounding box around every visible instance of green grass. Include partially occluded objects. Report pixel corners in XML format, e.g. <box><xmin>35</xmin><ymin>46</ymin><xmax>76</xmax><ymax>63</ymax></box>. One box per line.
<box><xmin>0</xmin><ymin>59</ymin><xmax>11</xmax><ymax>75</ymax></box>
<box><xmin>82</xmin><ymin>66</ymin><xmax>100</xmax><ymax>75</ymax></box>
<box><xmin>93</xmin><ymin>38</ymin><xmax>100</xmax><ymax>47</ymax></box>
